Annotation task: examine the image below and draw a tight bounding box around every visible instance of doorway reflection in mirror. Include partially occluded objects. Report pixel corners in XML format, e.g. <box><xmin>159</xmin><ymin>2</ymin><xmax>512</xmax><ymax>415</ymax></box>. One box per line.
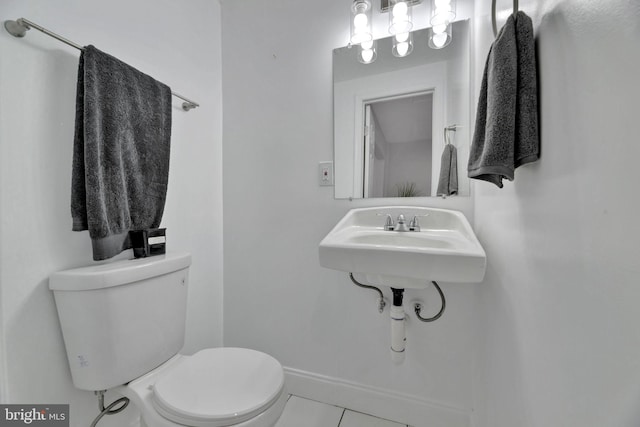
<box><xmin>364</xmin><ymin>93</ymin><xmax>433</xmax><ymax>198</ymax></box>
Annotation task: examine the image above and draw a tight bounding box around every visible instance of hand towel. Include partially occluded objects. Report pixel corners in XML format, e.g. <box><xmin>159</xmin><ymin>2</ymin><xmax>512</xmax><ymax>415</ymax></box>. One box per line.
<box><xmin>436</xmin><ymin>144</ymin><xmax>458</xmax><ymax>196</ymax></box>
<box><xmin>513</xmin><ymin>11</ymin><xmax>540</xmax><ymax>167</ymax></box>
<box><xmin>71</xmin><ymin>45</ymin><xmax>172</xmax><ymax>260</ymax></box>
<box><xmin>468</xmin><ymin>12</ymin><xmax>539</xmax><ymax>188</ymax></box>
<box><xmin>467</xmin><ymin>15</ymin><xmax>518</xmax><ymax>187</ymax></box>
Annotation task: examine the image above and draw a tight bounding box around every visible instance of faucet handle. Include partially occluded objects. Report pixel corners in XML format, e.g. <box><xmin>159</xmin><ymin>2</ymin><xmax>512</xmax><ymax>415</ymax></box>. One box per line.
<box><xmin>384</xmin><ymin>214</ymin><xmax>395</xmax><ymax>230</ymax></box>
<box><xmin>409</xmin><ymin>216</ymin><xmax>421</xmax><ymax>231</ymax></box>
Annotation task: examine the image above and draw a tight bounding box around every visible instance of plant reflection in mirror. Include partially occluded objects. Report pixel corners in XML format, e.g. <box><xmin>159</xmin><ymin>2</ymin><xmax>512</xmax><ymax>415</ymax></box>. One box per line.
<box><xmin>395</xmin><ymin>182</ymin><xmax>422</xmax><ymax>197</ymax></box>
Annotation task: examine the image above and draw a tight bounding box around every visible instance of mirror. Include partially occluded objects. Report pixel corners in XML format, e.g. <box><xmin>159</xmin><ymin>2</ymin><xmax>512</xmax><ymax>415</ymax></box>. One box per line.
<box><xmin>333</xmin><ymin>20</ymin><xmax>470</xmax><ymax>199</ymax></box>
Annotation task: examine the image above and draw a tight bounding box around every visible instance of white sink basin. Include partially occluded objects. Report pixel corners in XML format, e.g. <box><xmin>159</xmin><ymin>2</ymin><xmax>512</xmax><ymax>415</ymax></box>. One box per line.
<box><xmin>319</xmin><ymin>206</ymin><xmax>486</xmax><ymax>289</ymax></box>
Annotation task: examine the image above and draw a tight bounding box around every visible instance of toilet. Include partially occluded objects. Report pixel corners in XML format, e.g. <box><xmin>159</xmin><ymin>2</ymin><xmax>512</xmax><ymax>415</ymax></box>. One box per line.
<box><xmin>49</xmin><ymin>252</ymin><xmax>287</xmax><ymax>427</ymax></box>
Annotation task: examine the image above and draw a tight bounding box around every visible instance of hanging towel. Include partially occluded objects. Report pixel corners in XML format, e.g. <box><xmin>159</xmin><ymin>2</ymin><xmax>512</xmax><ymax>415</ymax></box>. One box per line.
<box><xmin>468</xmin><ymin>12</ymin><xmax>539</xmax><ymax>188</ymax></box>
<box><xmin>71</xmin><ymin>45</ymin><xmax>172</xmax><ymax>260</ymax></box>
<box><xmin>436</xmin><ymin>144</ymin><xmax>458</xmax><ymax>197</ymax></box>
<box><xmin>513</xmin><ymin>11</ymin><xmax>539</xmax><ymax>167</ymax></box>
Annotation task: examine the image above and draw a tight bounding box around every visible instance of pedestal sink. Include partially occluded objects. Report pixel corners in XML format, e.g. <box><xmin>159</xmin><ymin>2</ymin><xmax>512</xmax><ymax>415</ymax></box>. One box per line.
<box><xmin>319</xmin><ymin>206</ymin><xmax>486</xmax><ymax>288</ymax></box>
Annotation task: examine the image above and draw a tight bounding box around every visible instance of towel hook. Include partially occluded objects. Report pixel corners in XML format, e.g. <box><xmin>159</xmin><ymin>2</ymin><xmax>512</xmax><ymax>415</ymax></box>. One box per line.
<box><xmin>443</xmin><ymin>124</ymin><xmax>460</xmax><ymax>145</ymax></box>
<box><xmin>491</xmin><ymin>0</ymin><xmax>519</xmax><ymax>37</ymax></box>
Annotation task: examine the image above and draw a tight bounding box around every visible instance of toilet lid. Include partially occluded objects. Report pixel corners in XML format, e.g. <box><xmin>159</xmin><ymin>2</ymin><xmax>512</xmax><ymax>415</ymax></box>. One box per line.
<box><xmin>152</xmin><ymin>348</ymin><xmax>285</xmax><ymax>427</ymax></box>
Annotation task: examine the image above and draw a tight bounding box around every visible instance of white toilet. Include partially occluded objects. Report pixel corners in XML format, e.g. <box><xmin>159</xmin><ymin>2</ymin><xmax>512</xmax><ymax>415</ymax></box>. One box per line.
<box><xmin>49</xmin><ymin>252</ymin><xmax>287</xmax><ymax>427</ymax></box>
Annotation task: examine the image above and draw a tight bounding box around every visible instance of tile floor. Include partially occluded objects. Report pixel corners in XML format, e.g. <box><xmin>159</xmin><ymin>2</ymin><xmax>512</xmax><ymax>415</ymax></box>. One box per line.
<box><xmin>275</xmin><ymin>395</ymin><xmax>410</xmax><ymax>427</ymax></box>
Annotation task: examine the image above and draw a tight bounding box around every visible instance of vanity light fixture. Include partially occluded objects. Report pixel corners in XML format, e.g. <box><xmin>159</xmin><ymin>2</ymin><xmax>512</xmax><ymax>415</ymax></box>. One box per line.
<box><xmin>359</xmin><ymin>39</ymin><xmax>378</xmax><ymax>63</ymax></box>
<box><xmin>428</xmin><ymin>0</ymin><xmax>455</xmax><ymax>49</ymax></box>
<box><xmin>351</xmin><ymin>0</ymin><xmax>373</xmax><ymax>45</ymax></box>
<box><xmin>348</xmin><ymin>0</ymin><xmax>455</xmax><ymax>63</ymax></box>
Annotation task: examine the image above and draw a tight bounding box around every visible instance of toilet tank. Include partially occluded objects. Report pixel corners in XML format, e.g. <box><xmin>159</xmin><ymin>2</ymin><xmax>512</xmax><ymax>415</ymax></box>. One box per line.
<box><xmin>49</xmin><ymin>252</ymin><xmax>191</xmax><ymax>391</ymax></box>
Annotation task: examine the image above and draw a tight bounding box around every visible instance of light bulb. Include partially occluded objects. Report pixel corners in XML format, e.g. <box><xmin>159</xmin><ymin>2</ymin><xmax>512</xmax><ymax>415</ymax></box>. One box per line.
<box><xmin>430</xmin><ymin>0</ymin><xmax>456</xmax><ymax>26</ymax></box>
<box><xmin>392</xmin><ymin>1</ymin><xmax>408</xmax><ymax>17</ymax></box>
<box><xmin>395</xmin><ymin>32</ymin><xmax>409</xmax><ymax>43</ymax></box>
<box><xmin>361</xmin><ymin>49</ymin><xmax>374</xmax><ymax>63</ymax></box>
<box><xmin>432</xmin><ymin>24</ymin><xmax>447</xmax><ymax>34</ymax></box>
<box><xmin>351</xmin><ymin>0</ymin><xmax>372</xmax><ymax>45</ymax></box>
<box><xmin>351</xmin><ymin>11</ymin><xmax>372</xmax><ymax>44</ymax></box>
<box><xmin>354</xmin><ymin>13</ymin><xmax>368</xmax><ymax>29</ymax></box>
<box><xmin>361</xmin><ymin>40</ymin><xmax>373</xmax><ymax>49</ymax></box>
<box><xmin>432</xmin><ymin>32</ymin><xmax>447</xmax><ymax>48</ymax></box>
<box><xmin>430</xmin><ymin>13</ymin><xmax>447</xmax><ymax>26</ymax></box>
<box><xmin>389</xmin><ymin>0</ymin><xmax>412</xmax><ymax>35</ymax></box>
<box><xmin>396</xmin><ymin>42</ymin><xmax>409</xmax><ymax>56</ymax></box>
<box><xmin>391</xmin><ymin>18</ymin><xmax>412</xmax><ymax>34</ymax></box>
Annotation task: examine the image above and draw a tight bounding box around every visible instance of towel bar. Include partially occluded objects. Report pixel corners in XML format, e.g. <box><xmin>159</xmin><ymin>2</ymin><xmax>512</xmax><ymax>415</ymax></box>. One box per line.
<box><xmin>4</xmin><ymin>17</ymin><xmax>200</xmax><ymax>111</ymax></box>
<box><xmin>491</xmin><ymin>0</ymin><xmax>519</xmax><ymax>37</ymax></box>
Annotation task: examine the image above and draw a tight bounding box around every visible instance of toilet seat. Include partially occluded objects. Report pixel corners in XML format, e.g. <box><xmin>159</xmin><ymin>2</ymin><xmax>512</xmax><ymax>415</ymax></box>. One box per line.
<box><xmin>151</xmin><ymin>348</ymin><xmax>285</xmax><ymax>427</ymax></box>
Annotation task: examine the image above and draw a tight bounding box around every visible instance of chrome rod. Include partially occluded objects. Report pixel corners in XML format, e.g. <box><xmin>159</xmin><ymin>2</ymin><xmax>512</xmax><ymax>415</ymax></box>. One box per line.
<box><xmin>14</xmin><ymin>18</ymin><xmax>84</xmax><ymax>50</ymax></box>
<box><xmin>4</xmin><ymin>18</ymin><xmax>199</xmax><ymax>111</ymax></box>
<box><xmin>491</xmin><ymin>0</ymin><xmax>498</xmax><ymax>37</ymax></box>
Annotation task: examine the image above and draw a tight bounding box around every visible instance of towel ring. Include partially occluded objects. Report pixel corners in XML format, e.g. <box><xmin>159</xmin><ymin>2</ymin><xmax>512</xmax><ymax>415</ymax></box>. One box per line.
<box><xmin>492</xmin><ymin>0</ymin><xmax>519</xmax><ymax>37</ymax></box>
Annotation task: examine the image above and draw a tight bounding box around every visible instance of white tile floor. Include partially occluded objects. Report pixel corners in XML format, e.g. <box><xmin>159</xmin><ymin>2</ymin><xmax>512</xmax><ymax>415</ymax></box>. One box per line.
<box><xmin>275</xmin><ymin>395</ymin><xmax>409</xmax><ymax>427</ymax></box>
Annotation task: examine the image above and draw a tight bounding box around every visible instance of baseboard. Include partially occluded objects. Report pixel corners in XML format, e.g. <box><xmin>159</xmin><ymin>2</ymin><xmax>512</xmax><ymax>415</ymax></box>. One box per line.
<box><xmin>283</xmin><ymin>367</ymin><xmax>470</xmax><ymax>427</ymax></box>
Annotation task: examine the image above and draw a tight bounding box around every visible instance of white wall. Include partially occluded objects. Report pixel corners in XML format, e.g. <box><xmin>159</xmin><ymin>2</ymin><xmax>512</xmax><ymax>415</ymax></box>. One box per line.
<box><xmin>0</xmin><ymin>1</ymin><xmax>223</xmax><ymax>426</ymax></box>
<box><xmin>384</xmin><ymin>140</ymin><xmax>432</xmax><ymax>197</ymax></box>
<box><xmin>221</xmin><ymin>1</ymin><xmax>475</xmax><ymax>425</ymax></box>
<box><xmin>471</xmin><ymin>0</ymin><xmax>640</xmax><ymax>426</ymax></box>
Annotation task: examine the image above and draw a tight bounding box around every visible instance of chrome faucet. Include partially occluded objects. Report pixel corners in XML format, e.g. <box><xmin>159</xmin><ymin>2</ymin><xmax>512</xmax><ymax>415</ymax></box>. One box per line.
<box><xmin>383</xmin><ymin>214</ymin><xmax>421</xmax><ymax>232</ymax></box>
<box><xmin>395</xmin><ymin>214</ymin><xmax>410</xmax><ymax>232</ymax></box>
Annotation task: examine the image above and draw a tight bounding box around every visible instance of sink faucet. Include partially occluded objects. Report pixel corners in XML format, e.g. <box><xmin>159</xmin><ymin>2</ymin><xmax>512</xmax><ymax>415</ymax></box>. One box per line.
<box><xmin>383</xmin><ymin>214</ymin><xmax>421</xmax><ymax>232</ymax></box>
<box><xmin>395</xmin><ymin>214</ymin><xmax>410</xmax><ymax>232</ymax></box>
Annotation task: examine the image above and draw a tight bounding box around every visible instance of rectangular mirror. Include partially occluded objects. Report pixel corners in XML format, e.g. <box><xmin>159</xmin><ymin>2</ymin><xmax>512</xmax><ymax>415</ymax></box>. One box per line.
<box><xmin>333</xmin><ymin>20</ymin><xmax>470</xmax><ymax>199</ymax></box>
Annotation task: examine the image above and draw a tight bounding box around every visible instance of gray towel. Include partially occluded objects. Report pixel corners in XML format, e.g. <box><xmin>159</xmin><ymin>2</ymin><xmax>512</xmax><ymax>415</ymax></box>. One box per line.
<box><xmin>468</xmin><ymin>12</ymin><xmax>539</xmax><ymax>187</ymax></box>
<box><xmin>436</xmin><ymin>144</ymin><xmax>458</xmax><ymax>196</ymax></box>
<box><xmin>513</xmin><ymin>11</ymin><xmax>539</xmax><ymax>167</ymax></box>
<box><xmin>71</xmin><ymin>45</ymin><xmax>172</xmax><ymax>260</ymax></box>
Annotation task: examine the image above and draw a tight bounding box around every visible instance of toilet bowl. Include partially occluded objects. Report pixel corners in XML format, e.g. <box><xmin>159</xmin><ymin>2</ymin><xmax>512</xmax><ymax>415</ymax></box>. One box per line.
<box><xmin>115</xmin><ymin>348</ymin><xmax>288</xmax><ymax>427</ymax></box>
<box><xmin>48</xmin><ymin>253</ymin><xmax>288</xmax><ymax>427</ymax></box>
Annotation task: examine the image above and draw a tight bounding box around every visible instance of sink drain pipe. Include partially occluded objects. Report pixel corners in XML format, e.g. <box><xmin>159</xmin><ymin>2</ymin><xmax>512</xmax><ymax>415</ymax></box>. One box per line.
<box><xmin>390</xmin><ymin>288</ymin><xmax>406</xmax><ymax>364</ymax></box>
<box><xmin>348</xmin><ymin>274</ymin><xmax>446</xmax><ymax>364</ymax></box>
